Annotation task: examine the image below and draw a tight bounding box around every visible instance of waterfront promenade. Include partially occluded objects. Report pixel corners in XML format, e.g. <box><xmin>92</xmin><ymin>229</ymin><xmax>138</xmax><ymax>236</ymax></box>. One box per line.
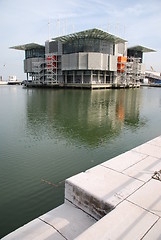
<box><xmin>2</xmin><ymin>136</ymin><xmax>161</xmax><ymax>239</ymax></box>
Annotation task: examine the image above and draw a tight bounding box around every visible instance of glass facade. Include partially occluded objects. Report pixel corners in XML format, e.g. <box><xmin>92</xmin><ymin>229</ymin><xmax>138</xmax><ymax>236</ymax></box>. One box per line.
<box><xmin>25</xmin><ymin>48</ymin><xmax>45</xmax><ymax>59</ymax></box>
<box><xmin>63</xmin><ymin>38</ymin><xmax>114</xmax><ymax>55</ymax></box>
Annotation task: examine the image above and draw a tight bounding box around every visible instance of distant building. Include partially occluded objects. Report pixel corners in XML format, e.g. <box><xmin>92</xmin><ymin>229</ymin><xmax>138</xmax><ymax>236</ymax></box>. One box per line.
<box><xmin>8</xmin><ymin>75</ymin><xmax>17</xmax><ymax>81</ymax></box>
<box><xmin>10</xmin><ymin>28</ymin><xmax>155</xmax><ymax>89</ymax></box>
<box><xmin>144</xmin><ymin>70</ymin><xmax>161</xmax><ymax>85</ymax></box>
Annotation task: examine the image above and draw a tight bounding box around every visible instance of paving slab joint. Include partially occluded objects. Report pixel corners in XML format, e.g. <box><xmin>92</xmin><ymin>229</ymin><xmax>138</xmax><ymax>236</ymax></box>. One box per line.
<box><xmin>38</xmin><ymin>217</ymin><xmax>68</xmax><ymax>240</ymax></box>
<box><xmin>140</xmin><ymin>217</ymin><xmax>160</xmax><ymax>239</ymax></box>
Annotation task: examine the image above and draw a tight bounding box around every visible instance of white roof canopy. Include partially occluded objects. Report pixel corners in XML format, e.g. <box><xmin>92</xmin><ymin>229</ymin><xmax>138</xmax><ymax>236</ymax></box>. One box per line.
<box><xmin>52</xmin><ymin>28</ymin><xmax>127</xmax><ymax>44</ymax></box>
<box><xmin>128</xmin><ymin>45</ymin><xmax>156</xmax><ymax>53</ymax></box>
<box><xmin>10</xmin><ymin>43</ymin><xmax>45</xmax><ymax>51</ymax></box>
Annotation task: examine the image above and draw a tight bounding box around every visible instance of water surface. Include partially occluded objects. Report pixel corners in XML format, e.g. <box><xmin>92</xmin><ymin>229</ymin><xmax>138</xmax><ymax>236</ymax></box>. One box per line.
<box><xmin>0</xmin><ymin>86</ymin><xmax>161</xmax><ymax>238</ymax></box>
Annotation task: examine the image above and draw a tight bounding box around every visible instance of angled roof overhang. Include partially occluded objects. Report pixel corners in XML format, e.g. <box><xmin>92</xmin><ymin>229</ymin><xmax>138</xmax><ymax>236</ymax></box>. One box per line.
<box><xmin>52</xmin><ymin>28</ymin><xmax>127</xmax><ymax>44</ymax></box>
<box><xmin>10</xmin><ymin>43</ymin><xmax>45</xmax><ymax>51</ymax></box>
<box><xmin>128</xmin><ymin>45</ymin><xmax>156</xmax><ymax>53</ymax></box>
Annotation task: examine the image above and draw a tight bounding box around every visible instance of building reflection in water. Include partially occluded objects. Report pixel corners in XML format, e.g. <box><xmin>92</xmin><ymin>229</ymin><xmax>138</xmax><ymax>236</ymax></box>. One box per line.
<box><xmin>26</xmin><ymin>88</ymin><xmax>145</xmax><ymax>147</ymax></box>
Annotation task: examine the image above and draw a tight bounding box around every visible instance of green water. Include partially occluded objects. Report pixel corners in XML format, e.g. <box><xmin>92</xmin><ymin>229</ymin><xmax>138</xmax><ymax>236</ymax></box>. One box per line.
<box><xmin>0</xmin><ymin>85</ymin><xmax>161</xmax><ymax>238</ymax></box>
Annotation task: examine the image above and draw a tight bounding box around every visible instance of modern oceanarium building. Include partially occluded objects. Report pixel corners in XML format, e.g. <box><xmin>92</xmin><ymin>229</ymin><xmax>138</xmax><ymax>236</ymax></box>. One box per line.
<box><xmin>11</xmin><ymin>28</ymin><xmax>155</xmax><ymax>89</ymax></box>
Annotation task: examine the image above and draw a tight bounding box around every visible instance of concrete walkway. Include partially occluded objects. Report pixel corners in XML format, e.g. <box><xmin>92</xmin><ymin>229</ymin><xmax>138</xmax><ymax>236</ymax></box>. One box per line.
<box><xmin>2</xmin><ymin>136</ymin><xmax>161</xmax><ymax>239</ymax></box>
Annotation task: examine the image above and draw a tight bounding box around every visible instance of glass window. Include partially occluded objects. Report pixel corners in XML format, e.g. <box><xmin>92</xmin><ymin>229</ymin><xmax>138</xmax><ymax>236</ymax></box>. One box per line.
<box><xmin>63</xmin><ymin>38</ymin><xmax>114</xmax><ymax>54</ymax></box>
<box><xmin>25</xmin><ymin>48</ymin><xmax>45</xmax><ymax>59</ymax></box>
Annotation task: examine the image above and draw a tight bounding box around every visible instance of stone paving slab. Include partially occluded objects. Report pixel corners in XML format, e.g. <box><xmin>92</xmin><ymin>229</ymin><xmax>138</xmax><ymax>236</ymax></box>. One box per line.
<box><xmin>123</xmin><ymin>155</ymin><xmax>161</xmax><ymax>182</ymax></box>
<box><xmin>39</xmin><ymin>202</ymin><xmax>96</xmax><ymax>240</ymax></box>
<box><xmin>1</xmin><ymin>218</ymin><xmax>64</xmax><ymax>240</ymax></box>
<box><xmin>65</xmin><ymin>165</ymin><xmax>144</xmax><ymax>219</ymax></box>
<box><xmin>133</xmin><ymin>142</ymin><xmax>161</xmax><ymax>159</ymax></box>
<box><xmin>101</xmin><ymin>150</ymin><xmax>147</xmax><ymax>172</ymax></box>
<box><xmin>143</xmin><ymin>218</ymin><xmax>161</xmax><ymax>239</ymax></box>
<box><xmin>128</xmin><ymin>179</ymin><xmax>161</xmax><ymax>217</ymax></box>
<box><xmin>146</xmin><ymin>136</ymin><xmax>161</xmax><ymax>147</ymax></box>
<box><xmin>75</xmin><ymin>200</ymin><xmax>159</xmax><ymax>240</ymax></box>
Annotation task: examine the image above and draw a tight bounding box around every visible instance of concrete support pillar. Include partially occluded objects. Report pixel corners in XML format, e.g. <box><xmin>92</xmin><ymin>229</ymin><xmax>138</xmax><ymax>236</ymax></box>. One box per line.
<box><xmin>90</xmin><ymin>71</ymin><xmax>93</xmax><ymax>83</ymax></box>
<box><xmin>73</xmin><ymin>71</ymin><xmax>75</xmax><ymax>83</ymax></box>
<box><xmin>113</xmin><ymin>72</ymin><xmax>117</xmax><ymax>84</ymax></box>
<box><xmin>65</xmin><ymin>71</ymin><xmax>67</xmax><ymax>84</ymax></box>
<box><xmin>98</xmin><ymin>71</ymin><xmax>100</xmax><ymax>83</ymax></box>
<box><xmin>110</xmin><ymin>72</ymin><xmax>113</xmax><ymax>84</ymax></box>
<box><xmin>81</xmin><ymin>71</ymin><xmax>84</xmax><ymax>84</ymax></box>
<box><xmin>109</xmin><ymin>73</ymin><xmax>111</xmax><ymax>84</ymax></box>
<box><xmin>104</xmin><ymin>71</ymin><xmax>106</xmax><ymax>84</ymax></box>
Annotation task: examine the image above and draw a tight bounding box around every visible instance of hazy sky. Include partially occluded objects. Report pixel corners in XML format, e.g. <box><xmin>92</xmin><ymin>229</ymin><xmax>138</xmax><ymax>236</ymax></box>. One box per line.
<box><xmin>0</xmin><ymin>0</ymin><xmax>161</xmax><ymax>80</ymax></box>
